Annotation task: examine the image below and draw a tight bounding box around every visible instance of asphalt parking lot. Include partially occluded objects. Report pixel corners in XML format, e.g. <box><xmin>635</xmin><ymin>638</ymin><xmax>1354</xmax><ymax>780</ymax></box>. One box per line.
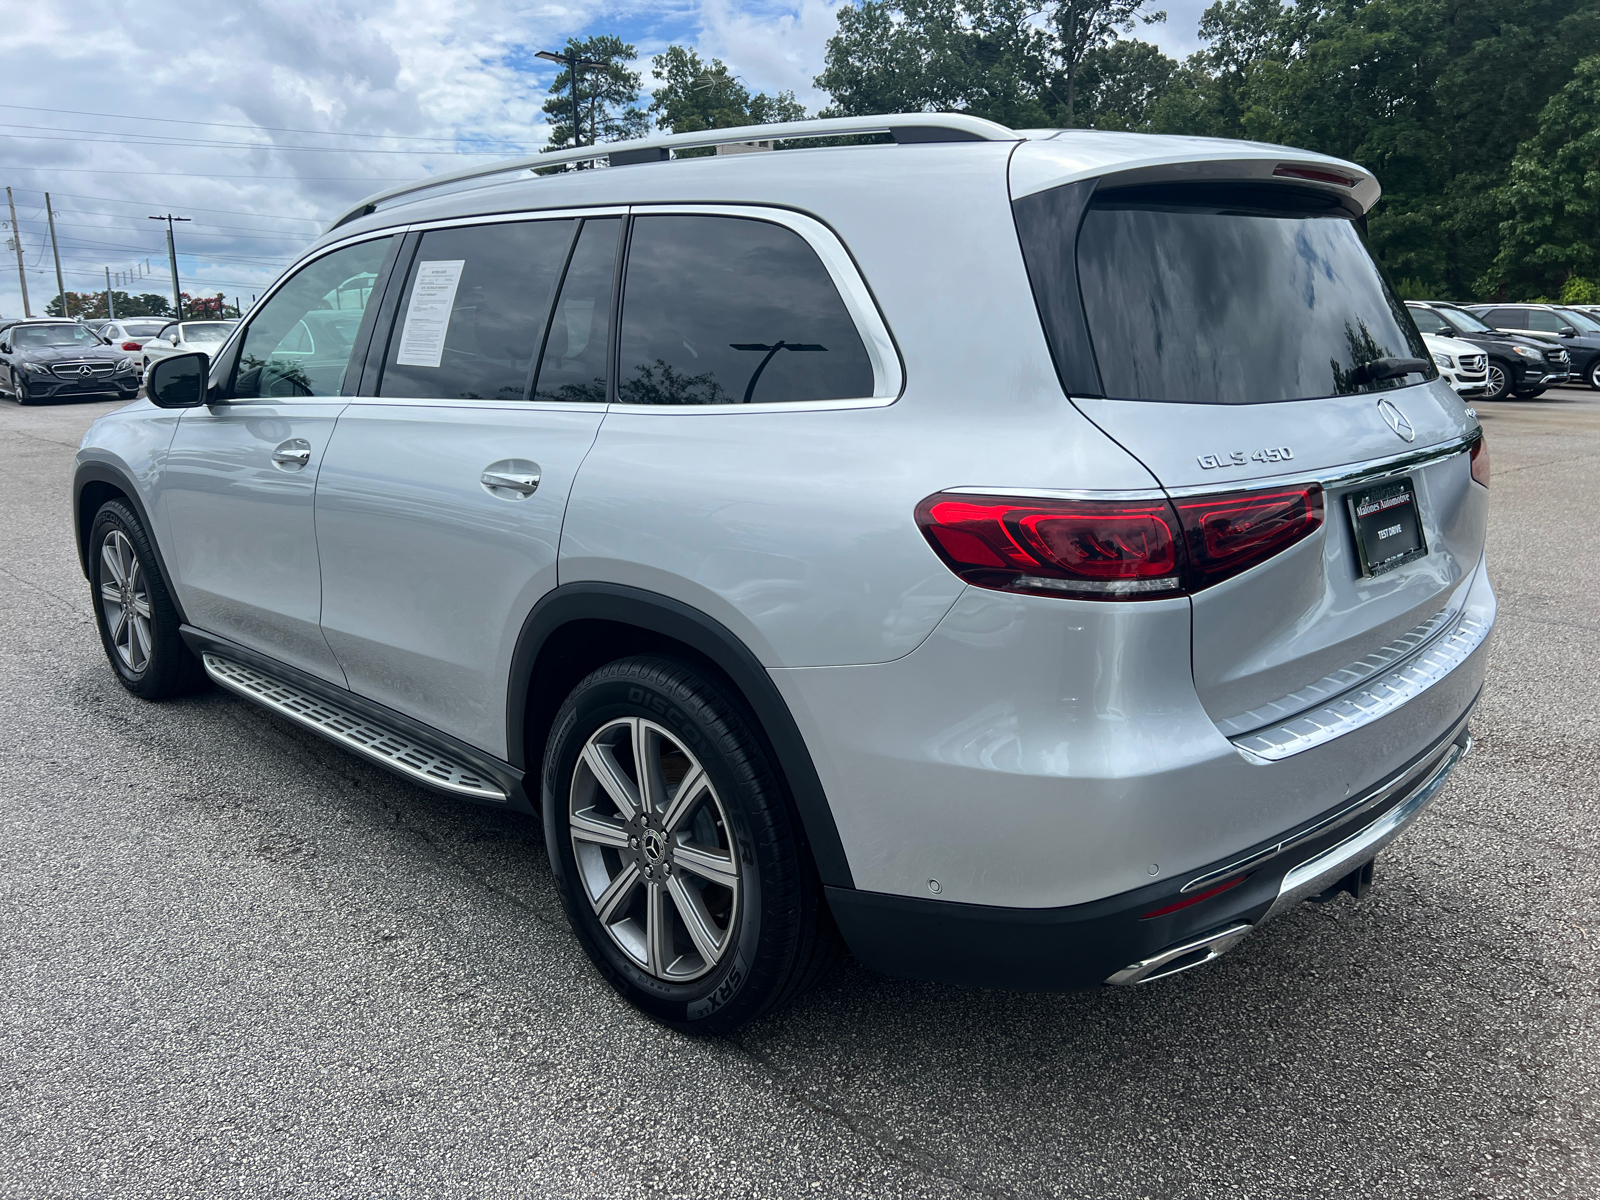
<box><xmin>0</xmin><ymin>391</ymin><xmax>1595</xmax><ymax>1200</ymax></box>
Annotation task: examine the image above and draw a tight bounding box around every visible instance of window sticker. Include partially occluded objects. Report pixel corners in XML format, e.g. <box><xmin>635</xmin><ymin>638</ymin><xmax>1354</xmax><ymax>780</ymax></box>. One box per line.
<box><xmin>395</xmin><ymin>259</ymin><xmax>466</xmax><ymax>368</ymax></box>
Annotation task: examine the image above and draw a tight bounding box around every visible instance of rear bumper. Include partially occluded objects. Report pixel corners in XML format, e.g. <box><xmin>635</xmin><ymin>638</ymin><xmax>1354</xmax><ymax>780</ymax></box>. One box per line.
<box><xmin>828</xmin><ymin>714</ymin><xmax>1472</xmax><ymax>992</ymax></box>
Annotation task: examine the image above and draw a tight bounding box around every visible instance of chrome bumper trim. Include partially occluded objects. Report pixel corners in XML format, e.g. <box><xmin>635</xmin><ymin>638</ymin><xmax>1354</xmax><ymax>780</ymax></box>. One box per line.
<box><xmin>1260</xmin><ymin>738</ymin><xmax>1465</xmax><ymax>923</ymax></box>
<box><xmin>1230</xmin><ymin>615</ymin><xmax>1489</xmax><ymax>762</ymax></box>
<box><xmin>202</xmin><ymin>653</ymin><xmax>508</xmax><ymax>801</ymax></box>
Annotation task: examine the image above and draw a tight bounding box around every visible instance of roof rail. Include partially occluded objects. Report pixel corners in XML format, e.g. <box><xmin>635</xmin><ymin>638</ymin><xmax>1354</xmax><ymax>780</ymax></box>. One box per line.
<box><xmin>327</xmin><ymin>112</ymin><xmax>1020</xmax><ymax>231</ymax></box>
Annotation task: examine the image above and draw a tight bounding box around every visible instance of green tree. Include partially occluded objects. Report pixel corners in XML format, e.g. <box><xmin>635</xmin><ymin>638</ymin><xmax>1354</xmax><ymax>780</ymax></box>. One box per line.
<box><xmin>1483</xmin><ymin>54</ymin><xmax>1600</xmax><ymax>298</ymax></box>
<box><xmin>45</xmin><ymin>290</ymin><xmax>173</xmax><ymax>319</ymax></box>
<box><xmin>541</xmin><ymin>36</ymin><xmax>649</xmax><ymax>151</ymax></box>
<box><xmin>1051</xmin><ymin>0</ymin><xmax>1167</xmax><ymax>126</ymax></box>
<box><xmin>650</xmin><ymin>46</ymin><xmax>807</xmax><ymax>141</ymax></box>
<box><xmin>1076</xmin><ymin>38</ymin><xmax>1179</xmax><ymax>128</ymax></box>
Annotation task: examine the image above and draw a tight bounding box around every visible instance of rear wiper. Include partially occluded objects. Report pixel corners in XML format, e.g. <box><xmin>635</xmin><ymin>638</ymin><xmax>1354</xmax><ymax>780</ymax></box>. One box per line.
<box><xmin>1352</xmin><ymin>356</ymin><xmax>1430</xmax><ymax>385</ymax></box>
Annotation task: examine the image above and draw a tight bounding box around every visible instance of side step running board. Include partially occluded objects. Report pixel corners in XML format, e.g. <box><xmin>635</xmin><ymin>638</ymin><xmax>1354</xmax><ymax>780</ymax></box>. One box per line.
<box><xmin>202</xmin><ymin>653</ymin><xmax>509</xmax><ymax>802</ymax></box>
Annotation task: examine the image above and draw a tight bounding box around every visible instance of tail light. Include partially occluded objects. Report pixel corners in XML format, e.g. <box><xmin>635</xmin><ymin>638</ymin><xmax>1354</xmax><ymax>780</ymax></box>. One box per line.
<box><xmin>1470</xmin><ymin>435</ymin><xmax>1490</xmax><ymax>488</ymax></box>
<box><xmin>915</xmin><ymin>485</ymin><xmax>1323</xmax><ymax>601</ymax></box>
<box><xmin>1172</xmin><ymin>486</ymin><xmax>1324</xmax><ymax>590</ymax></box>
<box><xmin>121</xmin><ymin>341</ymin><xmax>141</xmax><ymax>351</ymax></box>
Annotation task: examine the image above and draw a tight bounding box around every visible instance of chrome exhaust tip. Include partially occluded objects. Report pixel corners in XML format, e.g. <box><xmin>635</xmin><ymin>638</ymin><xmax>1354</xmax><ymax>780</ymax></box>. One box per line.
<box><xmin>1105</xmin><ymin>923</ymin><xmax>1253</xmax><ymax>986</ymax></box>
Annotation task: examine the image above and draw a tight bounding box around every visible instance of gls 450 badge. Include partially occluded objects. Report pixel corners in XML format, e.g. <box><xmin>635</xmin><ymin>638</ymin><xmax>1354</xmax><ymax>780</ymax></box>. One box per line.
<box><xmin>1197</xmin><ymin>446</ymin><xmax>1295</xmax><ymax>470</ymax></box>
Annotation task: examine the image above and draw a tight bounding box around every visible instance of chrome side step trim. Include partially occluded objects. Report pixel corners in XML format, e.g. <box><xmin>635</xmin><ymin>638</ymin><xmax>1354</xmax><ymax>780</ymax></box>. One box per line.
<box><xmin>1261</xmin><ymin>738</ymin><xmax>1465</xmax><ymax>923</ymax></box>
<box><xmin>1231</xmin><ymin>615</ymin><xmax>1489</xmax><ymax>762</ymax></box>
<box><xmin>202</xmin><ymin>653</ymin><xmax>509</xmax><ymax>802</ymax></box>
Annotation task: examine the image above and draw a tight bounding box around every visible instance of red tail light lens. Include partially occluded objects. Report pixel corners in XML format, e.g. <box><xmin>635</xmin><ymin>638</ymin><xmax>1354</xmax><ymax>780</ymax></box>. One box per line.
<box><xmin>1273</xmin><ymin>164</ymin><xmax>1358</xmax><ymax>187</ymax></box>
<box><xmin>1172</xmin><ymin>485</ymin><xmax>1323</xmax><ymax>589</ymax></box>
<box><xmin>121</xmin><ymin>341</ymin><xmax>141</xmax><ymax>351</ymax></box>
<box><xmin>1470</xmin><ymin>435</ymin><xmax>1490</xmax><ymax>488</ymax></box>
<box><xmin>917</xmin><ymin>485</ymin><xmax>1323</xmax><ymax>599</ymax></box>
<box><xmin>914</xmin><ymin>494</ymin><xmax>1182</xmax><ymax>599</ymax></box>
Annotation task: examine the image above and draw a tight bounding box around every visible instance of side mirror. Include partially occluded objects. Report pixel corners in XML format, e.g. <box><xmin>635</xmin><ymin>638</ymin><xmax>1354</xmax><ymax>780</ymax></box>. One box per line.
<box><xmin>146</xmin><ymin>351</ymin><xmax>210</xmax><ymax>408</ymax></box>
<box><xmin>1560</xmin><ymin>326</ymin><xmax>1578</xmax><ymax>336</ymax></box>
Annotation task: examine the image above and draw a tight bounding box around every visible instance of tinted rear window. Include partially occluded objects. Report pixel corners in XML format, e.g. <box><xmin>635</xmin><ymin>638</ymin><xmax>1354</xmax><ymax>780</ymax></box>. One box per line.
<box><xmin>1021</xmin><ymin>182</ymin><xmax>1433</xmax><ymax>405</ymax></box>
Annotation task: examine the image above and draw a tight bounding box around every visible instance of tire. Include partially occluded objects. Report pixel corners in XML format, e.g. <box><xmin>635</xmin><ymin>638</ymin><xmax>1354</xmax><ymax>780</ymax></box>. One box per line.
<box><xmin>1482</xmin><ymin>361</ymin><xmax>1512</xmax><ymax>401</ymax></box>
<box><xmin>1588</xmin><ymin>362</ymin><xmax>1600</xmax><ymax>390</ymax></box>
<box><xmin>88</xmin><ymin>499</ymin><xmax>206</xmax><ymax>699</ymax></box>
<box><xmin>543</xmin><ymin>655</ymin><xmax>840</xmax><ymax>1035</ymax></box>
<box><xmin>15</xmin><ymin>376</ymin><xmax>31</xmax><ymax>405</ymax></box>
<box><xmin>1513</xmin><ymin>386</ymin><xmax>1546</xmax><ymax>399</ymax></box>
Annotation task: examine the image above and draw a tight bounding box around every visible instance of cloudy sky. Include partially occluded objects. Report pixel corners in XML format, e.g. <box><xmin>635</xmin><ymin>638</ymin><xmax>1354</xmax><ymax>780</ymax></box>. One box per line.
<box><xmin>0</xmin><ymin>0</ymin><xmax>1208</xmax><ymax>319</ymax></box>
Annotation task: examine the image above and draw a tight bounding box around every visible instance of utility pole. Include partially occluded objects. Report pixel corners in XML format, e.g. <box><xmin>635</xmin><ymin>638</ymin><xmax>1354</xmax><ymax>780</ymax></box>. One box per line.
<box><xmin>6</xmin><ymin>187</ymin><xmax>31</xmax><ymax>317</ymax></box>
<box><xmin>44</xmin><ymin>192</ymin><xmax>66</xmax><ymax>318</ymax></box>
<box><xmin>105</xmin><ymin>266</ymin><xmax>115</xmax><ymax>319</ymax></box>
<box><xmin>149</xmin><ymin>213</ymin><xmax>189</xmax><ymax>320</ymax></box>
<box><xmin>536</xmin><ymin>46</ymin><xmax>606</xmax><ymax>152</ymax></box>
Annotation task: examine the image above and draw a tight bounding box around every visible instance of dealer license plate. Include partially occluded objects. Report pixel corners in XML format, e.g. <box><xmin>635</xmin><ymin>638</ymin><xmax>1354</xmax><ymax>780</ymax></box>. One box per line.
<box><xmin>1347</xmin><ymin>476</ymin><xmax>1428</xmax><ymax>577</ymax></box>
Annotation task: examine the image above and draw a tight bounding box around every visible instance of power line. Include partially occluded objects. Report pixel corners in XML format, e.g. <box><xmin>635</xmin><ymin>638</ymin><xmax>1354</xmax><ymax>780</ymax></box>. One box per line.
<box><xmin>18</xmin><ymin>189</ymin><xmax>326</xmax><ymax>221</ymax></box>
<box><xmin>0</xmin><ymin>101</ymin><xmax>537</xmax><ymax>145</ymax></box>
<box><xmin>0</xmin><ymin>127</ymin><xmax>526</xmax><ymax>156</ymax></box>
<box><xmin>8</xmin><ymin>168</ymin><xmax>416</xmax><ymax>181</ymax></box>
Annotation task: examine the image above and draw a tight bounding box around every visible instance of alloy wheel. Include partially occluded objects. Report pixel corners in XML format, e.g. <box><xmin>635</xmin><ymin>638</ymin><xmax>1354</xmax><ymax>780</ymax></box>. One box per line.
<box><xmin>569</xmin><ymin>716</ymin><xmax>740</xmax><ymax>982</ymax></box>
<box><xmin>98</xmin><ymin>529</ymin><xmax>153</xmax><ymax>673</ymax></box>
<box><xmin>1484</xmin><ymin>363</ymin><xmax>1508</xmax><ymax>400</ymax></box>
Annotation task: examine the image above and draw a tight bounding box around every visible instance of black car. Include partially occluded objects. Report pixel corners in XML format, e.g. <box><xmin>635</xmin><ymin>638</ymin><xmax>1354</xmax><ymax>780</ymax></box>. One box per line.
<box><xmin>0</xmin><ymin>320</ymin><xmax>140</xmax><ymax>405</ymax></box>
<box><xmin>1466</xmin><ymin>302</ymin><xmax>1600</xmax><ymax>390</ymax></box>
<box><xmin>1406</xmin><ymin>302</ymin><xmax>1568</xmax><ymax>400</ymax></box>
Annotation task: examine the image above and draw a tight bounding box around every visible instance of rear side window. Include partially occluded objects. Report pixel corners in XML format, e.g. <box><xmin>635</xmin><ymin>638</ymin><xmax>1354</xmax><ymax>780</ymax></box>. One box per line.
<box><xmin>1483</xmin><ymin>308</ymin><xmax>1525</xmax><ymax>328</ymax></box>
<box><xmin>531</xmin><ymin>217</ymin><xmax>620</xmax><ymax>404</ymax></box>
<box><xmin>380</xmin><ymin>219</ymin><xmax>576</xmax><ymax>401</ymax></box>
<box><xmin>616</xmin><ymin>215</ymin><xmax>873</xmax><ymax>405</ymax></box>
<box><xmin>1525</xmin><ymin>309</ymin><xmax>1566</xmax><ymax>333</ymax></box>
<box><xmin>1017</xmin><ymin>182</ymin><xmax>1434</xmax><ymax>405</ymax></box>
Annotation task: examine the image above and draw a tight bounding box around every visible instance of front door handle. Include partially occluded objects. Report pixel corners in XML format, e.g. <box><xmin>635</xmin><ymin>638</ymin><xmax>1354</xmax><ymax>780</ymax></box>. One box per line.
<box><xmin>272</xmin><ymin>438</ymin><xmax>312</xmax><ymax>470</ymax></box>
<box><xmin>480</xmin><ymin>460</ymin><xmax>542</xmax><ymax>499</ymax></box>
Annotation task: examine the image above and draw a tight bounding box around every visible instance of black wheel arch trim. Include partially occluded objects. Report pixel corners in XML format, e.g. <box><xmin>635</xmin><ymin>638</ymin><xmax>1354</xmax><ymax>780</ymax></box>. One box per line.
<box><xmin>73</xmin><ymin>460</ymin><xmax>188</xmax><ymax>625</ymax></box>
<box><xmin>179</xmin><ymin>625</ymin><xmax>533</xmax><ymax>812</ymax></box>
<box><xmin>508</xmin><ymin>581</ymin><xmax>855</xmax><ymax>889</ymax></box>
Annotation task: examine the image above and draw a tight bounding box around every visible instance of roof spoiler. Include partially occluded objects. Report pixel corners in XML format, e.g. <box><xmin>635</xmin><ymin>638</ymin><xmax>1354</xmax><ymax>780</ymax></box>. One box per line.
<box><xmin>327</xmin><ymin>112</ymin><xmax>1020</xmax><ymax>232</ymax></box>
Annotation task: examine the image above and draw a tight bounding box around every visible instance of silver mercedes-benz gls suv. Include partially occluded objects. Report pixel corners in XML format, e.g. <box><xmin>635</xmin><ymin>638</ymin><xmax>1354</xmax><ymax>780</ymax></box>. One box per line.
<box><xmin>74</xmin><ymin>115</ymin><xmax>1492</xmax><ymax>1033</ymax></box>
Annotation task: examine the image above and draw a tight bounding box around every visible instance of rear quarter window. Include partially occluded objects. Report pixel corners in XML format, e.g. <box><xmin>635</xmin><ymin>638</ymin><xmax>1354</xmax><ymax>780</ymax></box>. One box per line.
<box><xmin>616</xmin><ymin>214</ymin><xmax>874</xmax><ymax>405</ymax></box>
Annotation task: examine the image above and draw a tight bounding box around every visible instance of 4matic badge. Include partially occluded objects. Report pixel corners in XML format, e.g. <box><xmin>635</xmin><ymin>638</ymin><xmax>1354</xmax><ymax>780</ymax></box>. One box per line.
<box><xmin>1197</xmin><ymin>446</ymin><xmax>1295</xmax><ymax>470</ymax></box>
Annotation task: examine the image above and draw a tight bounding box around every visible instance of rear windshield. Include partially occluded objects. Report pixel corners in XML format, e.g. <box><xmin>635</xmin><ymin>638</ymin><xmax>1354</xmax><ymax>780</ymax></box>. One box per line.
<box><xmin>1026</xmin><ymin>182</ymin><xmax>1432</xmax><ymax>405</ymax></box>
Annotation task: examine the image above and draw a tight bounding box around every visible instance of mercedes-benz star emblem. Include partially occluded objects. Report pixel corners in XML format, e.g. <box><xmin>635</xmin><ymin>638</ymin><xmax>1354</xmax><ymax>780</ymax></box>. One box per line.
<box><xmin>77</xmin><ymin>365</ymin><xmax>94</xmax><ymax>377</ymax></box>
<box><xmin>1377</xmin><ymin>398</ymin><xmax>1415</xmax><ymax>442</ymax></box>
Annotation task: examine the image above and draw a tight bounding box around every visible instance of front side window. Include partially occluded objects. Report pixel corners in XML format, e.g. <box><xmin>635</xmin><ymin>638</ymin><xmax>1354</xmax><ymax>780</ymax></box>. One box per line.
<box><xmin>531</xmin><ymin>217</ymin><xmax>620</xmax><ymax>404</ymax></box>
<box><xmin>380</xmin><ymin>219</ymin><xmax>576</xmax><ymax>401</ymax></box>
<box><xmin>1046</xmin><ymin>183</ymin><xmax>1433</xmax><ymax>404</ymax></box>
<box><xmin>233</xmin><ymin>236</ymin><xmax>392</xmax><ymax>399</ymax></box>
<box><xmin>616</xmin><ymin>215</ymin><xmax>873</xmax><ymax>405</ymax></box>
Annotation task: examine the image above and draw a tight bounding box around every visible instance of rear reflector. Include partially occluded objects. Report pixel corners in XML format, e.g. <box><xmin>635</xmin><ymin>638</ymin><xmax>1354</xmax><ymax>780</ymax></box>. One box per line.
<box><xmin>916</xmin><ymin>485</ymin><xmax>1323</xmax><ymax>600</ymax></box>
<box><xmin>1470</xmin><ymin>435</ymin><xmax>1490</xmax><ymax>488</ymax></box>
<box><xmin>1273</xmin><ymin>164</ymin><xmax>1358</xmax><ymax>187</ymax></box>
<box><xmin>1140</xmin><ymin>875</ymin><xmax>1246</xmax><ymax>919</ymax></box>
<box><xmin>914</xmin><ymin>494</ymin><xmax>1181</xmax><ymax>599</ymax></box>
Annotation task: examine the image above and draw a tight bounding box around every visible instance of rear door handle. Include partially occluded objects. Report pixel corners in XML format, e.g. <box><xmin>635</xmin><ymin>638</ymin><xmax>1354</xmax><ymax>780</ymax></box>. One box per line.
<box><xmin>272</xmin><ymin>438</ymin><xmax>312</xmax><ymax>470</ymax></box>
<box><xmin>480</xmin><ymin>462</ymin><xmax>541</xmax><ymax>498</ymax></box>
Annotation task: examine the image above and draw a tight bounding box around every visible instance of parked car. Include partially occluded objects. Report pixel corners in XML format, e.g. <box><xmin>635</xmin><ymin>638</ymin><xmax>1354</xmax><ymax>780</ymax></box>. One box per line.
<box><xmin>139</xmin><ymin>320</ymin><xmax>237</xmax><ymax>371</ymax></box>
<box><xmin>98</xmin><ymin>317</ymin><xmax>174</xmax><ymax>354</ymax></box>
<box><xmin>1421</xmin><ymin>332</ymin><xmax>1487</xmax><ymax>397</ymax></box>
<box><xmin>1467</xmin><ymin>302</ymin><xmax>1600</xmax><ymax>389</ymax></box>
<box><xmin>74</xmin><ymin>116</ymin><xmax>1492</xmax><ymax>1033</ymax></box>
<box><xmin>1</xmin><ymin>319</ymin><xmax>140</xmax><ymax>404</ymax></box>
<box><xmin>1406</xmin><ymin>301</ymin><xmax>1567</xmax><ymax>399</ymax></box>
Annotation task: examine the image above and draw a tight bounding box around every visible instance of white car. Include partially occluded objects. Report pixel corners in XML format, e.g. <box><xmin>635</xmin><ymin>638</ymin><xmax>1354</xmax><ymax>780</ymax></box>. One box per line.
<box><xmin>98</xmin><ymin>318</ymin><xmax>173</xmax><ymax>353</ymax></box>
<box><xmin>140</xmin><ymin>321</ymin><xmax>237</xmax><ymax>372</ymax></box>
<box><xmin>1423</xmin><ymin>332</ymin><xmax>1487</xmax><ymax>397</ymax></box>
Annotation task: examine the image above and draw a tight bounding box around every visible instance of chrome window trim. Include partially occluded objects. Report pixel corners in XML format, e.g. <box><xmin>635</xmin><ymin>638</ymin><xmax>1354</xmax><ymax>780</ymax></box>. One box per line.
<box><xmin>402</xmin><ymin>205</ymin><xmax>628</xmax><ymax>233</ymax></box>
<box><xmin>1161</xmin><ymin>431</ymin><xmax>1481</xmax><ymax>499</ymax></box>
<box><xmin>338</xmin><ymin>395</ymin><xmax>608</xmax><ymax>415</ymax></box>
<box><xmin>609</xmin><ymin>203</ymin><xmax>904</xmax><ymax>412</ymax></box>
